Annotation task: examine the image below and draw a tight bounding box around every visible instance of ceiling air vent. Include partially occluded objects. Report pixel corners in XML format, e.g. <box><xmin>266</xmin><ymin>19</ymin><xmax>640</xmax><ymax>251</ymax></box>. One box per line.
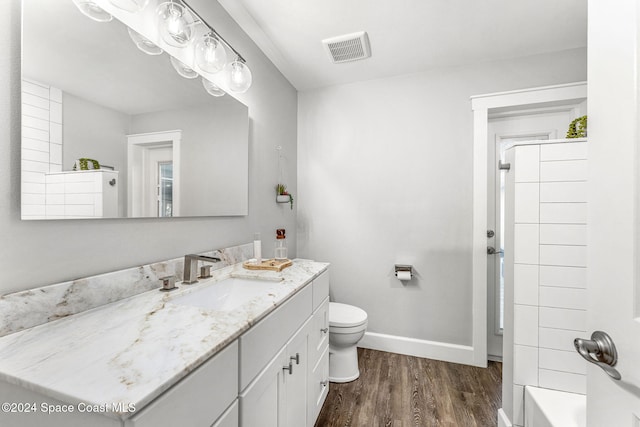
<box><xmin>322</xmin><ymin>31</ymin><xmax>371</xmax><ymax>64</ymax></box>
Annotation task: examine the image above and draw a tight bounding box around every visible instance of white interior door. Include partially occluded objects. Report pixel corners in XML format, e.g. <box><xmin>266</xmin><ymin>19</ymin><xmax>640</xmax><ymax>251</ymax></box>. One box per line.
<box><xmin>585</xmin><ymin>1</ymin><xmax>640</xmax><ymax>424</ymax></box>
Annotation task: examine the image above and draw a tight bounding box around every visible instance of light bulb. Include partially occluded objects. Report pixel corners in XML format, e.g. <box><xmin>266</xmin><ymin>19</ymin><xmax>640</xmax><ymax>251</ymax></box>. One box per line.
<box><xmin>128</xmin><ymin>28</ymin><xmax>163</xmax><ymax>55</ymax></box>
<box><xmin>157</xmin><ymin>2</ymin><xmax>193</xmax><ymax>47</ymax></box>
<box><xmin>195</xmin><ymin>34</ymin><xmax>227</xmax><ymax>74</ymax></box>
<box><xmin>202</xmin><ymin>77</ymin><xmax>225</xmax><ymax>97</ymax></box>
<box><xmin>170</xmin><ymin>56</ymin><xmax>198</xmax><ymax>79</ymax></box>
<box><xmin>226</xmin><ymin>60</ymin><xmax>252</xmax><ymax>93</ymax></box>
<box><xmin>108</xmin><ymin>0</ymin><xmax>149</xmax><ymax>13</ymax></box>
<box><xmin>71</xmin><ymin>0</ymin><xmax>113</xmax><ymax>22</ymax></box>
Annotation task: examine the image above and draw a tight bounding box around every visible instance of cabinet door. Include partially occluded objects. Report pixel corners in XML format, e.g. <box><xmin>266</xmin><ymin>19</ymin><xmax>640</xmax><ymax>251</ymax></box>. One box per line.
<box><xmin>283</xmin><ymin>319</ymin><xmax>310</xmax><ymax>427</ymax></box>
<box><xmin>240</xmin><ymin>346</ymin><xmax>287</xmax><ymax>427</ymax></box>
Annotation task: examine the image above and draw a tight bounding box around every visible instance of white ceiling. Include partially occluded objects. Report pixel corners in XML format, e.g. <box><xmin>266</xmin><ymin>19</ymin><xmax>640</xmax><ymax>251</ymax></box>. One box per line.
<box><xmin>218</xmin><ymin>0</ymin><xmax>587</xmax><ymax>91</ymax></box>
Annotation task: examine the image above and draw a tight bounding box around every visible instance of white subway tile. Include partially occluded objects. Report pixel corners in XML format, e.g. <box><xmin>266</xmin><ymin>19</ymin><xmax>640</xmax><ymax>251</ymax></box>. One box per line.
<box><xmin>539</xmin><ymin>348</ymin><xmax>587</xmax><ymax>375</ymax></box>
<box><xmin>22</xmin><ymin>137</ymin><xmax>50</xmax><ymax>152</ymax></box>
<box><xmin>46</xmin><ymin>204</ymin><xmax>65</xmax><ymax>216</ymax></box>
<box><xmin>540</xmin><ymin>203</ymin><xmax>587</xmax><ymax>224</ymax></box>
<box><xmin>45</xmin><ymin>173</ymin><xmax>64</xmax><ymax>184</ymax></box>
<box><xmin>50</xmin><ymin>122</ymin><xmax>62</xmax><ymax>144</ymax></box>
<box><xmin>22</xmin><ymin>171</ymin><xmax>46</xmax><ymax>184</ymax></box>
<box><xmin>514</xmin><ymin>345</ymin><xmax>538</xmax><ymax>386</ymax></box>
<box><xmin>539</xmin><ymin>287</ymin><xmax>587</xmax><ymax>310</ymax></box>
<box><xmin>22</xmin><ymin>159</ymin><xmax>50</xmax><ymax>174</ymax></box>
<box><xmin>64</xmin><ymin>172</ymin><xmax>95</xmax><ymax>183</ymax></box>
<box><xmin>539</xmin><ymin>266</ymin><xmax>586</xmax><ymax>288</ymax></box>
<box><xmin>65</xmin><ymin>205</ymin><xmax>94</xmax><ymax>217</ymax></box>
<box><xmin>514</xmin><ymin>304</ymin><xmax>538</xmax><ymax>347</ymax></box>
<box><xmin>50</xmin><ymin>143</ymin><xmax>62</xmax><ymax>165</ymax></box>
<box><xmin>21</xmin><ymin>193</ymin><xmax>45</xmax><ymax>205</ymax></box>
<box><xmin>540</xmin><ymin>160</ymin><xmax>588</xmax><ymax>182</ymax></box>
<box><xmin>22</xmin><ymin>80</ymin><xmax>49</xmax><ymax>98</ymax></box>
<box><xmin>514</xmin><ymin>224</ymin><xmax>539</xmax><ymax>264</ymax></box>
<box><xmin>49</xmin><ymin>101</ymin><xmax>62</xmax><ymax>124</ymax></box>
<box><xmin>22</xmin><ymin>126</ymin><xmax>49</xmax><ymax>142</ymax></box>
<box><xmin>94</xmin><ymin>195</ymin><xmax>103</xmax><ymax>214</ymax></box>
<box><xmin>539</xmin><ymin>307</ymin><xmax>586</xmax><ymax>331</ymax></box>
<box><xmin>22</xmin><ymin>92</ymin><xmax>49</xmax><ymax>110</ymax></box>
<box><xmin>515</xmin><ymin>183</ymin><xmax>539</xmax><ymax>223</ymax></box>
<box><xmin>22</xmin><ymin>115</ymin><xmax>50</xmax><ymax>131</ymax></box>
<box><xmin>22</xmin><ymin>182</ymin><xmax>45</xmax><ymax>194</ymax></box>
<box><xmin>65</xmin><ymin>193</ymin><xmax>94</xmax><ymax>205</ymax></box>
<box><xmin>539</xmin><ymin>224</ymin><xmax>587</xmax><ymax>245</ymax></box>
<box><xmin>538</xmin><ymin>369</ymin><xmax>586</xmax><ymax>394</ymax></box>
<box><xmin>46</xmin><ymin>194</ymin><xmax>64</xmax><ymax>205</ymax></box>
<box><xmin>514</xmin><ymin>145</ymin><xmax>540</xmax><ymax>183</ymax></box>
<box><xmin>46</xmin><ymin>183</ymin><xmax>65</xmax><ymax>194</ymax></box>
<box><xmin>21</xmin><ymin>204</ymin><xmax>46</xmax><ymax>216</ymax></box>
<box><xmin>540</xmin><ymin>245</ymin><xmax>587</xmax><ymax>267</ymax></box>
<box><xmin>540</xmin><ymin>142</ymin><xmax>587</xmax><ymax>161</ymax></box>
<box><xmin>49</xmin><ymin>86</ymin><xmax>62</xmax><ymax>103</ymax></box>
<box><xmin>540</xmin><ymin>182</ymin><xmax>588</xmax><ymax>203</ymax></box>
<box><xmin>49</xmin><ymin>164</ymin><xmax>62</xmax><ymax>173</ymax></box>
<box><xmin>514</xmin><ymin>264</ymin><xmax>538</xmax><ymax>305</ymax></box>
<box><xmin>66</xmin><ymin>182</ymin><xmax>95</xmax><ymax>193</ymax></box>
<box><xmin>539</xmin><ymin>327</ymin><xmax>582</xmax><ymax>352</ymax></box>
<box><xmin>22</xmin><ymin>148</ymin><xmax>49</xmax><ymax>163</ymax></box>
<box><xmin>22</xmin><ymin>104</ymin><xmax>49</xmax><ymax>121</ymax></box>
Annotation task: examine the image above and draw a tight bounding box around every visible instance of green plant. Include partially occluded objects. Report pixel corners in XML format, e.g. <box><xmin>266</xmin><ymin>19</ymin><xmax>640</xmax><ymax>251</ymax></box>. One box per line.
<box><xmin>73</xmin><ymin>158</ymin><xmax>100</xmax><ymax>171</ymax></box>
<box><xmin>566</xmin><ymin>115</ymin><xmax>587</xmax><ymax>138</ymax></box>
<box><xmin>275</xmin><ymin>183</ymin><xmax>294</xmax><ymax>210</ymax></box>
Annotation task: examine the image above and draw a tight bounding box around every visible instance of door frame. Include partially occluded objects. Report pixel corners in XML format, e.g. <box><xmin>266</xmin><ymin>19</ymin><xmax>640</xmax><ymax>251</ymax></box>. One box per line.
<box><xmin>469</xmin><ymin>82</ymin><xmax>587</xmax><ymax>366</ymax></box>
<box><xmin>127</xmin><ymin>130</ymin><xmax>182</xmax><ymax>217</ymax></box>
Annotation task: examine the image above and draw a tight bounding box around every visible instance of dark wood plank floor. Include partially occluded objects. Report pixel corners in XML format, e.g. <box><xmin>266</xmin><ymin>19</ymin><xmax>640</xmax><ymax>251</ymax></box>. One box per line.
<box><xmin>315</xmin><ymin>348</ymin><xmax>502</xmax><ymax>427</ymax></box>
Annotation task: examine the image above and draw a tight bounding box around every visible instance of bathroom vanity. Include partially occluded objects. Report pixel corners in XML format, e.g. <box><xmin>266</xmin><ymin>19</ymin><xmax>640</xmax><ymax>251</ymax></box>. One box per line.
<box><xmin>0</xmin><ymin>258</ymin><xmax>329</xmax><ymax>427</ymax></box>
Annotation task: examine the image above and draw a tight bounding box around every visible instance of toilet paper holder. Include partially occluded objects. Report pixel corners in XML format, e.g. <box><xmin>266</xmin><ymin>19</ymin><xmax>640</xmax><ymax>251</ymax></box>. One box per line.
<box><xmin>394</xmin><ymin>264</ymin><xmax>413</xmax><ymax>279</ymax></box>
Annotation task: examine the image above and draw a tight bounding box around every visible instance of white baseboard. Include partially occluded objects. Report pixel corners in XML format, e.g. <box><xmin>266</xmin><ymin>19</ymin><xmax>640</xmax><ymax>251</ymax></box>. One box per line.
<box><xmin>498</xmin><ymin>408</ymin><xmax>512</xmax><ymax>427</ymax></box>
<box><xmin>359</xmin><ymin>332</ymin><xmax>476</xmax><ymax>366</ymax></box>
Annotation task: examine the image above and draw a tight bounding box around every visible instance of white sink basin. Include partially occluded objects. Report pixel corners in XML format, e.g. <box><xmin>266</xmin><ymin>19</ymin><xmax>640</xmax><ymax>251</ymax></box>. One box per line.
<box><xmin>170</xmin><ymin>277</ymin><xmax>278</xmax><ymax>311</ymax></box>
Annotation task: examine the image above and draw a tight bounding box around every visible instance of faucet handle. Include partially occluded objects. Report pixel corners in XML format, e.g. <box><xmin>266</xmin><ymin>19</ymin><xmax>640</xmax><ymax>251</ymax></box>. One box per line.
<box><xmin>200</xmin><ymin>265</ymin><xmax>213</xmax><ymax>279</ymax></box>
<box><xmin>159</xmin><ymin>276</ymin><xmax>177</xmax><ymax>292</ymax></box>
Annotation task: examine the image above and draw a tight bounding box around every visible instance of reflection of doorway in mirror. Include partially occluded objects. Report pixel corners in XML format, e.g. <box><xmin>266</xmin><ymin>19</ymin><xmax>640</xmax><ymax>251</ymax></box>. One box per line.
<box><xmin>127</xmin><ymin>130</ymin><xmax>181</xmax><ymax>218</ymax></box>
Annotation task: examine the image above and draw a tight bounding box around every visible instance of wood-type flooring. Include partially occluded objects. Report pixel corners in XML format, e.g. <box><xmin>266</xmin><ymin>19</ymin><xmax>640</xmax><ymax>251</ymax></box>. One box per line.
<box><xmin>315</xmin><ymin>348</ymin><xmax>502</xmax><ymax>427</ymax></box>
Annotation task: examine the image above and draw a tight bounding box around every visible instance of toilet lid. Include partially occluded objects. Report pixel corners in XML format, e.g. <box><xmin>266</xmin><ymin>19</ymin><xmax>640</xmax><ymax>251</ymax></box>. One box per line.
<box><xmin>329</xmin><ymin>302</ymin><xmax>367</xmax><ymax>328</ymax></box>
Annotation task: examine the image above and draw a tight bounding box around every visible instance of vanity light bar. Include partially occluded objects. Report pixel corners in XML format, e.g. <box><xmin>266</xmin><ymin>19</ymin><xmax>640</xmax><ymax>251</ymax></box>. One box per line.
<box><xmin>182</xmin><ymin>0</ymin><xmax>246</xmax><ymax>63</ymax></box>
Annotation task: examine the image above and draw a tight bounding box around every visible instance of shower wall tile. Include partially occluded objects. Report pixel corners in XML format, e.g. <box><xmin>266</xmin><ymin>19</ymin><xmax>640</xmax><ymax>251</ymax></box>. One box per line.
<box><xmin>539</xmin><ymin>286</ymin><xmax>587</xmax><ymax>310</ymax></box>
<box><xmin>514</xmin><ymin>145</ymin><xmax>539</xmax><ymax>182</ymax></box>
<box><xmin>514</xmin><ymin>345</ymin><xmax>538</xmax><ymax>386</ymax></box>
<box><xmin>539</xmin><ymin>202</ymin><xmax>587</xmax><ymax>224</ymax></box>
<box><xmin>514</xmin><ymin>264</ymin><xmax>538</xmax><ymax>305</ymax></box>
<box><xmin>540</xmin><ymin>159</ymin><xmax>587</xmax><ymax>182</ymax></box>
<box><xmin>540</xmin><ymin>182</ymin><xmax>588</xmax><ymax>202</ymax></box>
<box><xmin>540</xmin><ymin>142</ymin><xmax>588</xmax><ymax>161</ymax></box>
<box><xmin>539</xmin><ymin>307</ymin><xmax>586</xmax><ymax>332</ymax></box>
<box><xmin>538</xmin><ymin>369</ymin><xmax>586</xmax><ymax>394</ymax></box>
<box><xmin>539</xmin><ymin>245</ymin><xmax>587</xmax><ymax>267</ymax></box>
<box><xmin>539</xmin><ymin>327</ymin><xmax>579</xmax><ymax>352</ymax></box>
<box><xmin>539</xmin><ymin>265</ymin><xmax>586</xmax><ymax>288</ymax></box>
<box><xmin>539</xmin><ymin>224</ymin><xmax>587</xmax><ymax>245</ymax></box>
<box><xmin>514</xmin><ymin>304</ymin><xmax>538</xmax><ymax>346</ymax></box>
<box><xmin>514</xmin><ymin>224</ymin><xmax>539</xmax><ymax>264</ymax></box>
<box><xmin>539</xmin><ymin>348</ymin><xmax>586</xmax><ymax>375</ymax></box>
<box><xmin>514</xmin><ymin>183</ymin><xmax>539</xmax><ymax>223</ymax></box>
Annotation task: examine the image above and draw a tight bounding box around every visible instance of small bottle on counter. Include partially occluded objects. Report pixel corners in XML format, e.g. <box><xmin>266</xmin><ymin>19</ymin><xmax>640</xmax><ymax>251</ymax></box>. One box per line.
<box><xmin>254</xmin><ymin>232</ymin><xmax>262</xmax><ymax>264</ymax></box>
<box><xmin>274</xmin><ymin>228</ymin><xmax>287</xmax><ymax>260</ymax></box>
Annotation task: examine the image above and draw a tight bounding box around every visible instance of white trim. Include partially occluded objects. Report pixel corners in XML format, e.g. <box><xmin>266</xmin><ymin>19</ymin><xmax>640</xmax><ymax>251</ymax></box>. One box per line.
<box><xmin>359</xmin><ymin>332</ymin><xmax>475</xmax><ymax>366</ymax></box>
<box><xmin>470</xmin><ymin>82</ymin><xmax>588</xmax><ymax>368</ymax></box>
<box><xmin>127</xmin><ymin>130</ymin><xmax>182</xmax><ymax>217</ymax></box>
<box><xmin>498</xmin><ymin>408</ymin><xmax>513</xmax><ymax>427</ymax></box>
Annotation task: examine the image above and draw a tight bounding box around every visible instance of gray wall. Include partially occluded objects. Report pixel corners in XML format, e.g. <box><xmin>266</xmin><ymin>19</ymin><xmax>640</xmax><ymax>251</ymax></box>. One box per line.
<box><xmin>1</xmin><ymin>0</ymin><xmax>298</xmax><ymax>293</ymax></box>
<box><xmin>297</xmin><ymin>48</ymin><xmax>587</xmax><ymax>346</ymax></box>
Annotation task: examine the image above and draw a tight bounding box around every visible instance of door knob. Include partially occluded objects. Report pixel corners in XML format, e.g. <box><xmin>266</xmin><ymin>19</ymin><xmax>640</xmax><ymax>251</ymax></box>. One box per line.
<box><xmin>574</xmin><ymin>331</ymin><xmax>621</xmax><ymax>380</ymax></box>
<box><xmin>487</xmin><ymin>246</ymin><xmax>504</xmax><ymax>255</ymax></box>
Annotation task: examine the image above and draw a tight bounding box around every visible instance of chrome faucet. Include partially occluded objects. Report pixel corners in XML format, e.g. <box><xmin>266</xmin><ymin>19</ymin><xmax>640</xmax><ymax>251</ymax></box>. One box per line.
<box><xmin>182</xmin><ymin>254</ymin><xmax>221</xmax><ymax>284</ymax></box>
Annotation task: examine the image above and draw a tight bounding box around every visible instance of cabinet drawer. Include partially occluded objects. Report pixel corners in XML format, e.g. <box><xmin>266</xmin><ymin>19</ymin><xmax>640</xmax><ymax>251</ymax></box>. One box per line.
<box><xmin>309</xmin><ymin>297</ymin><xmax>329</xmax><ymax>369</ymax></box>
<box><xmin>308</xmin><ymin>347</ymin><xmax>329</xmax><ymax>427</ymax></box>
<box><xmin>312</xmin><ymin>271</ymin><xmax>329</xmax><ymax>311</ymax></box>
<box><xmin>239</xmin><ymin>284</ymin><xmax>312</xmax><ymax>391</ymax></box>
<box><xmin>127</xmin><ymin>341</ymin><xmax>238</xmax><ymax>427</ymax></box>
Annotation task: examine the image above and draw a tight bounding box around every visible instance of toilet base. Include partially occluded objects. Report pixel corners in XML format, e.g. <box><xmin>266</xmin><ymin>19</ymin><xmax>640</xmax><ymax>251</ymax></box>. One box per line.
<box><xmin>329</xmin><ymin>345</ymin><xmax>360</xmax><ymax>383</ymax></box>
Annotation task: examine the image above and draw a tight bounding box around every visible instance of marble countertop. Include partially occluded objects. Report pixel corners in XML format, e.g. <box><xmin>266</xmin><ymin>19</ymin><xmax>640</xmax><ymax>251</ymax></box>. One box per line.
<box><xmin>0</xmin><ymin>259</ymin><xmax>328</xmax><ymax>420</ymax></box>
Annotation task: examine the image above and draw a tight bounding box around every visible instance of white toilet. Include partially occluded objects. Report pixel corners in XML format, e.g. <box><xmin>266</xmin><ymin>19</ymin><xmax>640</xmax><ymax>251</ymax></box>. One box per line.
<box><xmin>328</xmin><ymin>302</ymin><xmax>368</xmax><ymax>383</ymax></box>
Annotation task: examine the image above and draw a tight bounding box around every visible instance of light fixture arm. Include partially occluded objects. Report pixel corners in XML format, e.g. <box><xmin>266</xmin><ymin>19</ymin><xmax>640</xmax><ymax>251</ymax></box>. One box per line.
<box><xmin>182</xmin><ymin>0</ymin><xmax>246</xmax><ymax>63</ymax></box>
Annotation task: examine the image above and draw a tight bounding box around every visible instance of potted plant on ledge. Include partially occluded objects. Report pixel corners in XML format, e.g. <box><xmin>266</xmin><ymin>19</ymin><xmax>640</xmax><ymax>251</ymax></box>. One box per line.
<box><xmin>276</xmin><ymin>184</ymin><xmax>294</xmax><ymax>210</ymax></box>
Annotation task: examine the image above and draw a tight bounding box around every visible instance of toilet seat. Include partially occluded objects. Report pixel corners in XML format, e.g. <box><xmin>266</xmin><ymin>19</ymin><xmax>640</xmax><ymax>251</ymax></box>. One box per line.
<box><xmin>329</xmin><ymin>302</ymin><xmax>367</xmax><ymax>328</ymax></box>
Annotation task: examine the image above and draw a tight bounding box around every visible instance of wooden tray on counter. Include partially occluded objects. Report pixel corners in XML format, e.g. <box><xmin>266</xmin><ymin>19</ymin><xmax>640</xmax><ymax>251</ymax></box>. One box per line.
<box><xmin>243</xmin><ymin>258</ymin><xmax>292</xmax><ymax>272</ymax></box>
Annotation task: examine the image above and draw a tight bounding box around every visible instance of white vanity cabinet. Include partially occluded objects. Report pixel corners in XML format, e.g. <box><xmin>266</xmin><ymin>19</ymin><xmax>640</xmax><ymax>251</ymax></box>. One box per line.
<box><xmin>239</xmin><ymin>271</ymin><xmax>330</xmax><ymax>427</ymax></box>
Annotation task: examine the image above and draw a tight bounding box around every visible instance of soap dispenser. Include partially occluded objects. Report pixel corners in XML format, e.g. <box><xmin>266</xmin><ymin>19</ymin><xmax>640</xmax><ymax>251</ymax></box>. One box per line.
<box><xmin>274</xmin><ymin>228</ymin><xmax>287</xmax><ymax>260</ymax></box>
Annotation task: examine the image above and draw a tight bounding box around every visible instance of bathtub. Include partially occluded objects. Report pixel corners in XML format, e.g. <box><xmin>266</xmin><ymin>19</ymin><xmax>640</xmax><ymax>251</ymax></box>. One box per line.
<box><xmin>524</xmin><ymin>386</ymin><xmax>586</xmax><ymax>427</ymax></box>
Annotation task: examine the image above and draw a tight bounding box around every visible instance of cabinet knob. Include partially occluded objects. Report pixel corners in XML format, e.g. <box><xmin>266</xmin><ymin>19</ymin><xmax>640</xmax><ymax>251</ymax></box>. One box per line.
<box><xmin>290</xmin><ymin>353</ymin><xmax>300</xmax><ymax>365</ymax></box>
<box><xmin>320</xmin><ymin>328</ymin><xmax>329</xmax><ymax>334</ymax></box>
<box><xmin>283</xmin><ymin>361</ymin><xmax>293</xmax><ymax>375</ymax></box>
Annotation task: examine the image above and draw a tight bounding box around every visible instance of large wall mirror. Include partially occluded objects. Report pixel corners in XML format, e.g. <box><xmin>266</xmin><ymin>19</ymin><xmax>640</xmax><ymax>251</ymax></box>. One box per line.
<box><xmin>21</xmin><ymin>0</ymin><xmax>249</xmax><ymax>219</ymax></box>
